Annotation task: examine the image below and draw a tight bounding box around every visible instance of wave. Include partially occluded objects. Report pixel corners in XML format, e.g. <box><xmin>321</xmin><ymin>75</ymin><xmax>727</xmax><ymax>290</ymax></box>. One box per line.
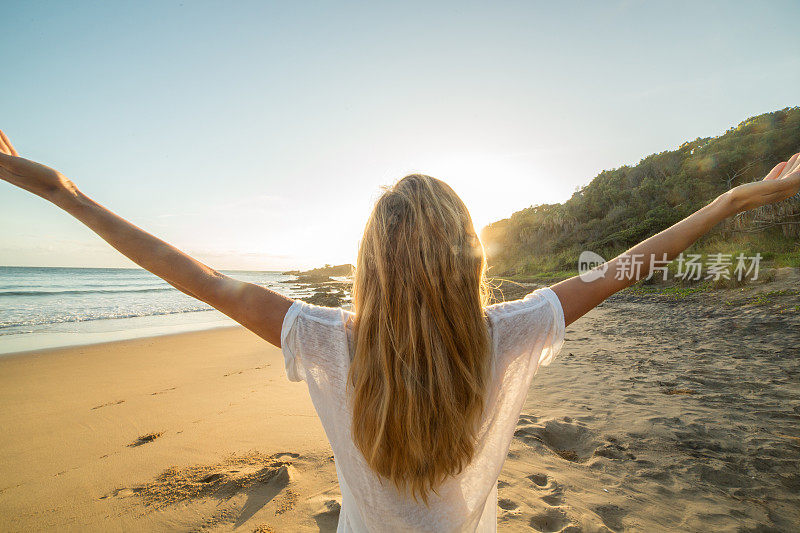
<box><xmin>0</xmin><ymin>287</ymin><xmax>176</xmax><ymax>297</ymax></box>
<box><xmin>0</xmin><ymin>307</ymin><xmax>217</xmax><ymax>331</ymax></box>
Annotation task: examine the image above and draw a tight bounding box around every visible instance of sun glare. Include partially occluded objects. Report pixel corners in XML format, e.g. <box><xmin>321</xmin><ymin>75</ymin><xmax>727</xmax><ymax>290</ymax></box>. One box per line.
<box><xmin>414</xmin><ymin>151</ymin><xmax>547</xmax><ymax>232</ymax></box>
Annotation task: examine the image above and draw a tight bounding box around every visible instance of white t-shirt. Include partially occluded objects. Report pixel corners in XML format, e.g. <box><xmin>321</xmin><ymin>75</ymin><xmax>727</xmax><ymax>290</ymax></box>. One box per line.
<box><xmin>280</xmin><ymin>287</ymin><xmax>565</xmax><ymax>532</ymax></box>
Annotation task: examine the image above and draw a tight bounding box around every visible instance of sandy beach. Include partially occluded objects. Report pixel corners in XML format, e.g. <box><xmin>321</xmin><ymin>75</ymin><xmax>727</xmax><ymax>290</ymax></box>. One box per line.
<box><xmin>1</xmin><ymin>281</ymin><xmax>799</xmax><ymax>532</ymax></box>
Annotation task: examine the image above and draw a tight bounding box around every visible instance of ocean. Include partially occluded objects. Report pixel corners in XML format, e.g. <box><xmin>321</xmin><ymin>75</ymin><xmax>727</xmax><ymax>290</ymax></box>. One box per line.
<box><xmin>0</xmin><ymin>266</ymin><xmax>314</xmax><ymax>355</ymax></box>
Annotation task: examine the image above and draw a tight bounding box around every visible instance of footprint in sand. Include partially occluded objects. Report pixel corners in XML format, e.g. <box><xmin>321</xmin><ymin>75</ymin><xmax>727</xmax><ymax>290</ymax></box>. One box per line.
<box><xmin>128</xmin><ymin>432</ymin><xmax>164</xmax><ymax>447</ymax></box>
<box><xmin>527</xmin><ymin>473</ymin><xmax>549</xmax><ymax>487</ymax></box>
<box><xmin>274</xmin><ymin>452</ymin><xmax>300</xmax><ymax>460</ymax></box>
<box><xmin>99</xmin><ymin>487</ymin><xmax>142</xmax><ymax>499</ymax></box>
<box><xmin>312</xmin><ymin>499</ymin><xmax>341</xmax><ymax>530</ymax></box>
<box><xmin>91</xmin><ymin>399</ymin><xmax>125</xmax><ymax>410</ymax></box>
<box><xmin>514</xmin><ymin>417</ymin><xmax>599</xmax><ymax>463</ymax></box>
<box><xmin>593</xmin><ymin>504</ymin><xmax>628</xmax><ymax>532</ymax></box>
<box><xmin>637</xmin><ymin>468</ymin><xmax>673</xmax><ymax>484</ymax></box>
<box><xmin>497</xmin><ymin>498</ymin><xmax>519</xmax><ymax>511</ymax></box>
<box><xmin>150</xmin><ymin>387</ymin><xmax>176</xmax><ymax>396</ymax></box>
<box><xmin>593</xmin><ymin>435</ymin><xmax>632</xmax><ymax>461</ymax></box>
<box><xmin>529</xmin><ymin>507</ymin><xmax>573</xmax><ymax>532</ymax></box>
<box><xmin>540</xmin><ymin>483</ymin><xmax>564</xmax><ymax>506</ymax></box>
<box><xmin>691</xmin><ymin>464</ymin><xmax>752</xmax><ymax>489</ymax></box>
<box><xmin>526</xmin><ymin>473</ymin><xmax>564</xmax><ymax>506</ymax></box>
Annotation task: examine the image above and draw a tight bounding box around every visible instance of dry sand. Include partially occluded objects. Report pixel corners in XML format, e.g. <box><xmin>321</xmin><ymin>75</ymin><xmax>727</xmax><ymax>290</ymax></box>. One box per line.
<box><xmin>0</xmin><ymin>283</ymin><xmax>798</xmax><ymax>532</ymax></box>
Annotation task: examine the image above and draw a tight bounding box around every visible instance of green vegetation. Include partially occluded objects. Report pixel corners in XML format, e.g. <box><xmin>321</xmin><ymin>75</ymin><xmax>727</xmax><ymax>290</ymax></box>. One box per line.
<box><xmin>482</xmin><ymin>107</ymin><xmax>800</xmax><ymax>278</ymax></box>
<box><xmin>624</xmin><ymin>283</ymin><xmax>714</xmax><ymax>299</ymax></box>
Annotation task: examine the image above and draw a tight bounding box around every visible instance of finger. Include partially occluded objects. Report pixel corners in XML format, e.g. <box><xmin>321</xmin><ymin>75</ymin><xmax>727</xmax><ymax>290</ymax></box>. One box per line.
<box><xmin>0</xmin><ymin>130</ymin><xmax>18</xmax><ymax>157</ymax></box>
<box><xmin>788</xmin><ymin>151</ymin><xmax>800</xmax><ymax>176</ymax></box>
<box><xmin>0</xmin><ymin>133</ymin><xmax>9</xmax><ymax>155</ymax></box>
<box><xmin>778</xmin><ymin>152</ymin><xmax>799</xmax><ymax>179</ymax></box>
<box><xmin>764</xmin><ymin>161</ymin><xmax>787</xmax><ymax>180</ymax></box>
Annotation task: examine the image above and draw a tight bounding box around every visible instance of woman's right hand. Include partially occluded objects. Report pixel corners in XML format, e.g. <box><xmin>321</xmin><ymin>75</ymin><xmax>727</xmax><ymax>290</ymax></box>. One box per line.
<box><xmin>0</xmin><ymin>129</ymin><xmax>79</xmax><ymax>203</ymax></box>
<box><xmin>724</xmin><ymin>152</ymin><xmax>800</xmax><ymax>215</ymax></box>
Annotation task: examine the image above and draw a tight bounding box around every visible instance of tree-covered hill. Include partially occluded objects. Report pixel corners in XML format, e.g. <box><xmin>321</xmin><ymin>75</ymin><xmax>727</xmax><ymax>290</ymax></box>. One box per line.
<box><xmin>481</xmin><ymin>107</ymin><xmax>800</xmax><ymax>278</ymax></box>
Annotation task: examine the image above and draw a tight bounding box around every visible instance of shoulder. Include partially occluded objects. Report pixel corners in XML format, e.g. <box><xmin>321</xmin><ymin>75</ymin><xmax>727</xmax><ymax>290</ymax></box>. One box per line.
<box><xmin>484</xmin><ymin>287</ymin><xmax>566</xmax><ymax>367</ymax></box>
<box><xmin>484</xmin><ymin>287</ymin><xmax>563</xmax><ymax>324</ymax></box>
<box><xmin>280</xmin><ymin>300</ymin><xmax>354</xmax><ymax>382</ymax></box>
<box><xmin>283</xmin><ymin>299</ymin><xmax>354</xmax><ymax>330</ymax></box>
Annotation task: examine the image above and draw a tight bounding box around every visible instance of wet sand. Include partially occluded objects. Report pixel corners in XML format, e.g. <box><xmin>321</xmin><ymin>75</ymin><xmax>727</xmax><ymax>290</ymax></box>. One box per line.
<box><xmin>0</xmin><ymin>282</ymin><xmax>798</xmax><ymax>532</ymax></box>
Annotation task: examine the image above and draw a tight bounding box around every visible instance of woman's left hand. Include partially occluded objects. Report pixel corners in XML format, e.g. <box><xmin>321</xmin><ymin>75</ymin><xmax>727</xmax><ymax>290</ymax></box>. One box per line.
<box><xmin>0</xmin><ymin>130</ymin><xmax>80</xmax><ymax>203</ymax></box>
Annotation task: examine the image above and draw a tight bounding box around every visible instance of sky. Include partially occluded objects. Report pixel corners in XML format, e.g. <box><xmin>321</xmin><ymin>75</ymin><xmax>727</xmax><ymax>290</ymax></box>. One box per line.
<box><xmin>1</xmin><ymin>1</ymin><xmax>798</xmax><ymax>270</ymax></box>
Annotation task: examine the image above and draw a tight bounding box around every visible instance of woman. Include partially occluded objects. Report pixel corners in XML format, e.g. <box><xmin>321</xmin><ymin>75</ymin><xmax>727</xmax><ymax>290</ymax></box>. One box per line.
<box><xmin>1</xmin><ymin>130</ymin><xmax>798</xmax><ymax>532</ymax></box>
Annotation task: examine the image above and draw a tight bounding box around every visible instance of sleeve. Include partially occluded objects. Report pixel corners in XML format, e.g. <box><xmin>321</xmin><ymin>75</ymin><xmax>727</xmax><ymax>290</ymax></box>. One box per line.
<box><xmin>488</xmin><ymin>287</ymin><xmax>566</xmax><ymax>371</ymax></box>
<box><xmin>280</xmin><ymin>299</ymin><xmax>306</xmax><ymax>382</ymax></box>
<box><xmin>280</xmin><ymin>299</ymin><xmax>351</xmax><ymax>383</ymax></box>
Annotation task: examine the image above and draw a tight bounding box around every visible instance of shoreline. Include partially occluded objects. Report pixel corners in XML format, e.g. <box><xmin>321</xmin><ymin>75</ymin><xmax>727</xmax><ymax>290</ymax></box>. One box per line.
<box><xmin>0</xmin><ymin>309</ymin><xmax>238</xmax><ymax>357</ymax></box>
<box><xmin>0</xmin><ymin>322</ymin><xmax>244</xmax><ymax>360</ymax></box>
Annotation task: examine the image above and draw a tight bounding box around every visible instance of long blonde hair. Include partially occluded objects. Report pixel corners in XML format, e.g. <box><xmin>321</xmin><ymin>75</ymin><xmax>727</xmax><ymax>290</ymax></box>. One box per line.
<box><xmin>348</xmin><ymin>174</ymin><xmax>491</xmax><ymax>504</ymax></box>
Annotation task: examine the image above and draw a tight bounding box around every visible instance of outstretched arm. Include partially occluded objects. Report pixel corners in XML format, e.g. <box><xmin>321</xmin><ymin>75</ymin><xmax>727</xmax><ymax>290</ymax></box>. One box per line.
<box><xmin>551</xmin><ymin>154</ymin><xmax>800</xmax><ymax>327</ymax></box>
<box><xmin>0</xmin><ymin>130</ymin><xmax>293</xmax><ymax>347</ymax></box>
